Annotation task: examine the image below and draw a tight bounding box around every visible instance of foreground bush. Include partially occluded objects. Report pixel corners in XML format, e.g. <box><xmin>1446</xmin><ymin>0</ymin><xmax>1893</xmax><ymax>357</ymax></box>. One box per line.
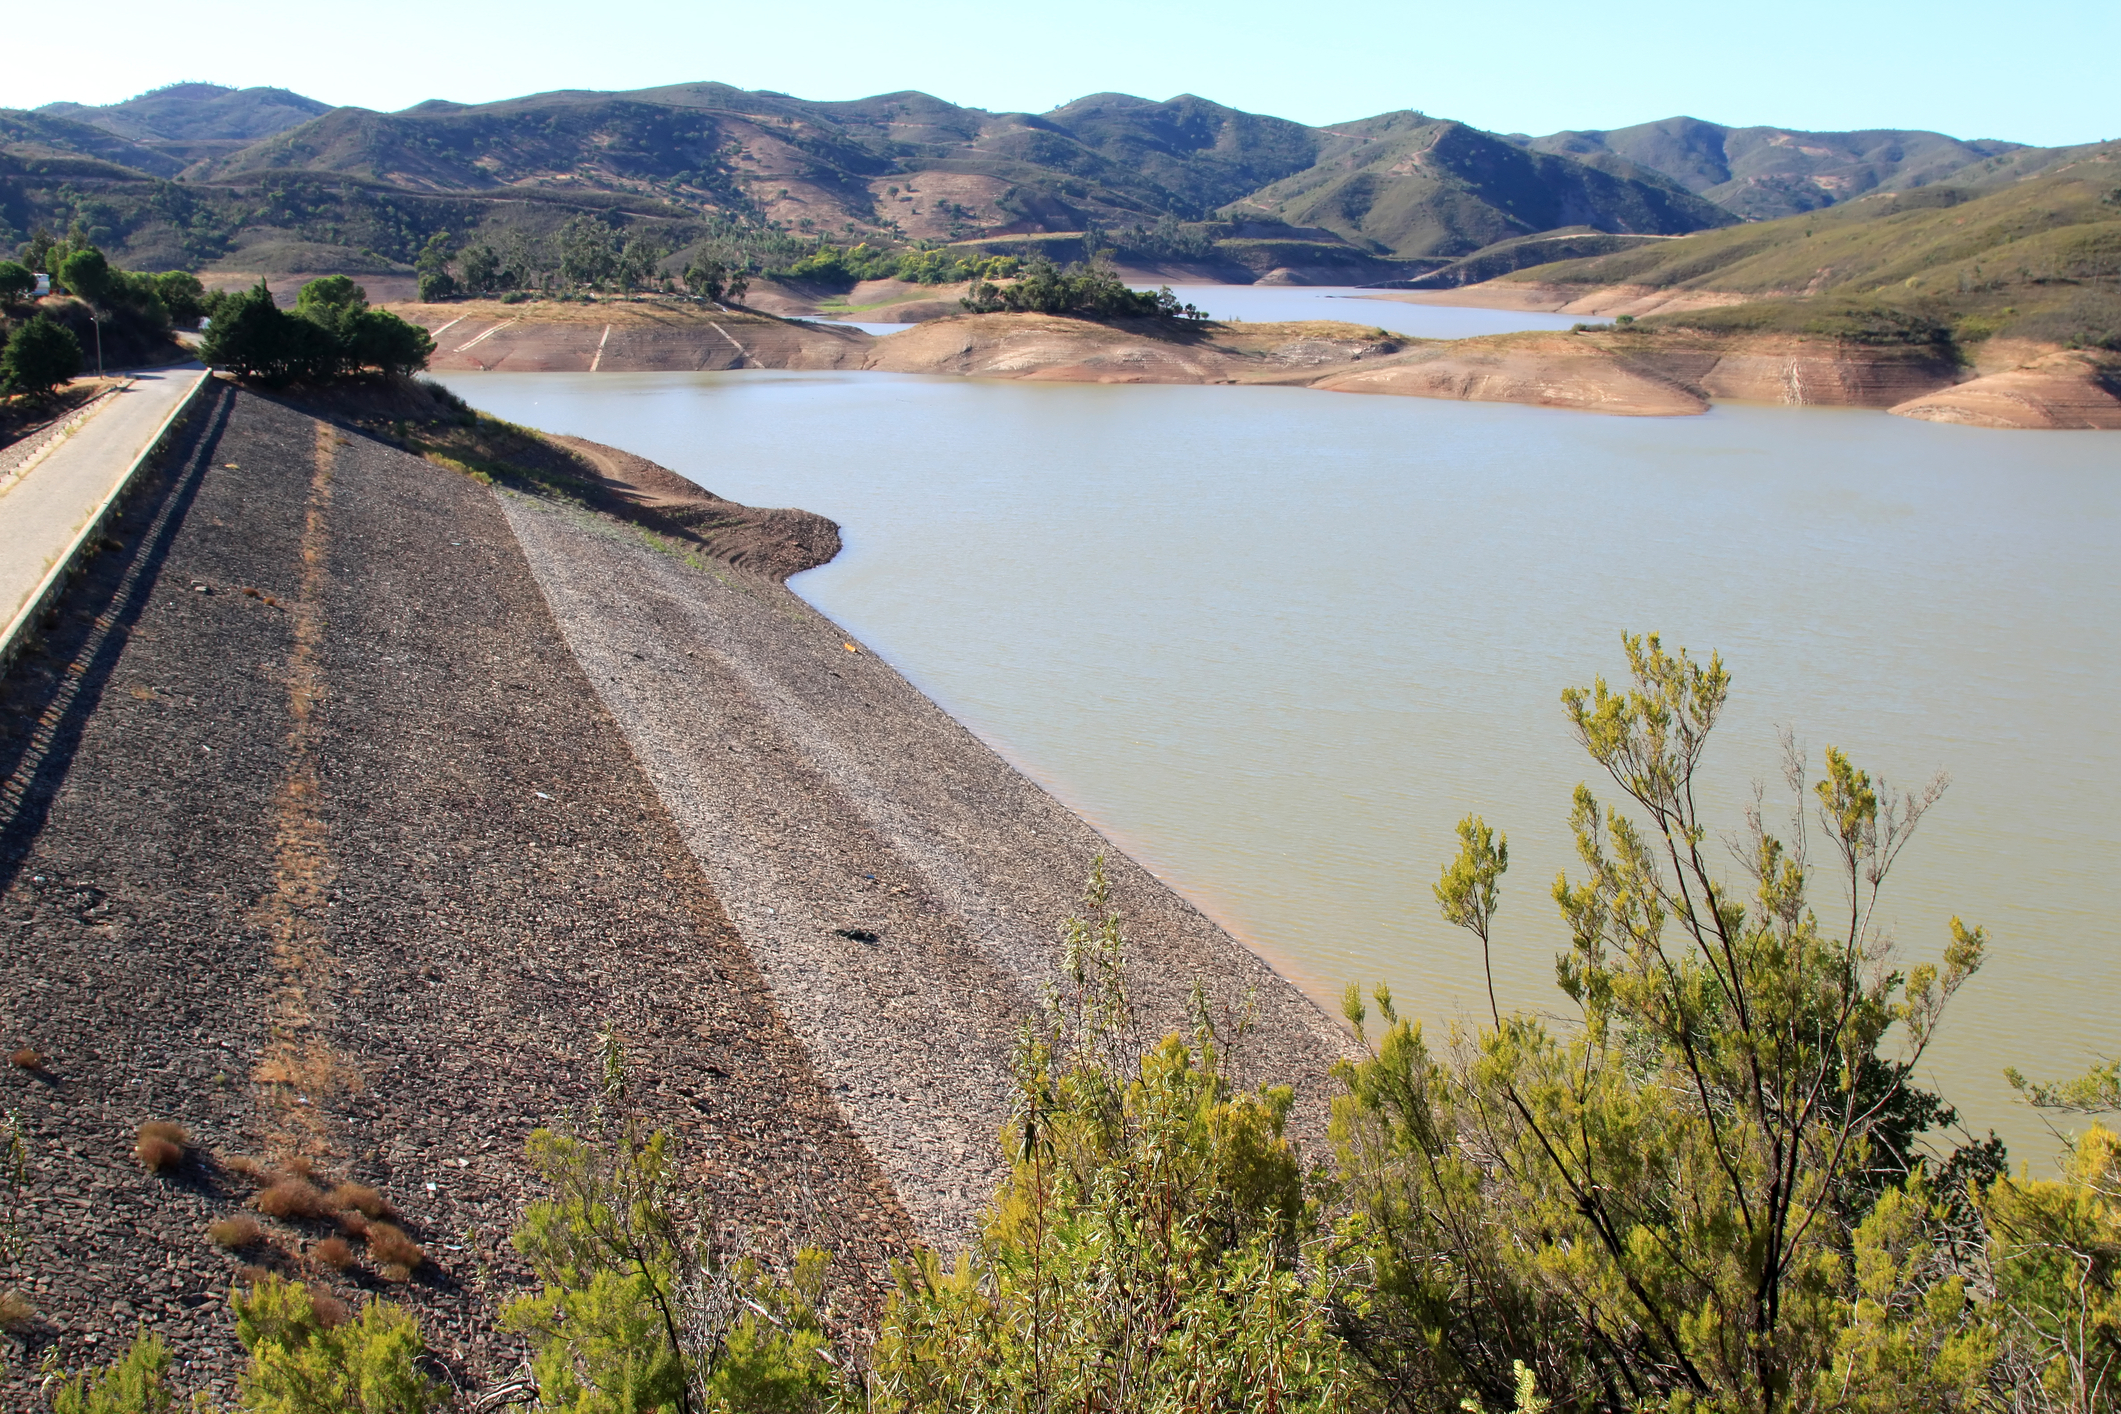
<box><xmin>231</xmin><ymin>1274</ymin><xmax>441</xmax><ymax>1413</ymax></box>
<box><xmin>1</xmin><ymin>315</ymin><xmax>82</xmax><ymax>397</ymax></box>
<box><xmin>870</xmin><ymin>860</ymin><xmax>1365</xmax><ymax>1411</ymax></box>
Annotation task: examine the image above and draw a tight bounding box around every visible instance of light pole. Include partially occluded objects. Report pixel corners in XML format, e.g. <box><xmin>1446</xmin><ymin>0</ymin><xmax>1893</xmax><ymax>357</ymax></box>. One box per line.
<box><xmin>87</xmin><ymin>302</ymin><xmax>103</xmax><ymax>378</ymax></box>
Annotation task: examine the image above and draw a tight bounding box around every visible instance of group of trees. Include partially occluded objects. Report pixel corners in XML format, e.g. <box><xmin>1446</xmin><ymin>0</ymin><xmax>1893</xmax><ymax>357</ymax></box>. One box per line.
<box><xmin>29</xmin><ymin>635</ymin><xmax>2121</xmax><ymax>1411</ymax></box>
<box><xmin>422</xmin><ymin>216</ymin><xmax>696</xmax><ymax>301</ymax></box>
<box><xmin>2</xmin><ymin>237</ymin><xmax>215</xmax><ymax>397</ymax></box>
<box><xmin>771</xmin><ymin>241</ymin><xmax>1022</xmax><ymax>291</ymax></box>
<box><xmin>200</xmin><ymin>277</ymin><xmax>434</xmax><ymax>385</ymax></box>
<box><xmin>962</xmin><ymin>256</ymin><xmax>1208</xmax><ymax>320</ymax></box>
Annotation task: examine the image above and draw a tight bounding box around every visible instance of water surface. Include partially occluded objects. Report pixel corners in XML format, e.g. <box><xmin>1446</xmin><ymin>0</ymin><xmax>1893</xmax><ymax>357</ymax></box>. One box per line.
<box><xmin>1139</xmin><ymin>283</ymin><xmax>1585</xmax><ymax>339</ymax></box>
<box><xmin>812</xmin><ymin>285</ymin><xmax>1582</xmax><ymax>341</ymax></box>
<box><xmin>439</xmin><ymin>368</ymin><xmax>2120</xmax><ymax>1161</ymax></box>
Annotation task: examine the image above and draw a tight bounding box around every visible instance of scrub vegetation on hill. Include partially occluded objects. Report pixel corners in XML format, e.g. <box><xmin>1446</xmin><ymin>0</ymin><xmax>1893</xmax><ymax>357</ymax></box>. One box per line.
<box><xmin>1527</xmin><ymin>150</ymin><xmax>2121</xmax><ymax>351</ymax></box>
<box><xmin>21</xmin><ymin>633</ymin><xmax>2121</xmax><ymax>1412</ymax></box>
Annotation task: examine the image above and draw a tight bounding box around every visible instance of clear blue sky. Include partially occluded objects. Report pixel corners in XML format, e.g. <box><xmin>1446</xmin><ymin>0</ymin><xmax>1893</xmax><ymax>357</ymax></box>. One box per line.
<box><xmin>7</xmin><ymin>0</ymin><xmax>2114</xmax><ymax>148</ymax></box>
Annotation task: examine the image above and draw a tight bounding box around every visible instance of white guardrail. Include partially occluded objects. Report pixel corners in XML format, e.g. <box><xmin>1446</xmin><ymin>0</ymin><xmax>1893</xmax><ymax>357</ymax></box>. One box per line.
<box><xmin>0</xmin><ymin>370</ymin><xmax>216</xmax><ymax>669</ymax></box>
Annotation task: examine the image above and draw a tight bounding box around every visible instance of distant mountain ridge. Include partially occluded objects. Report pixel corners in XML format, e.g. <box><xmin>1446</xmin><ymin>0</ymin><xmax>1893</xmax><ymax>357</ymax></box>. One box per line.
<box><xmin>1512</xmin><ymin>117</ymin><xmax>2035</xmax><ymax>220</ymax></box>
<box><xmin>37</xmin><ymin>83</ymin><xmax>330</xmax><ymax>142</ymax></box>
<box><xmin>0</xmin><ymin>81</ymin><xmax>2088</xmax><ymax>284</ymax></box>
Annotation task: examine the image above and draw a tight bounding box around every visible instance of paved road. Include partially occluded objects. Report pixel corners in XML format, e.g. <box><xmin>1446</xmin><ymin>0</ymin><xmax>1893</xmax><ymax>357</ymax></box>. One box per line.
<box><xmin>0</xmin><ymin>364</ymin><xmax>207</xmax><ymax>646</ymax></box>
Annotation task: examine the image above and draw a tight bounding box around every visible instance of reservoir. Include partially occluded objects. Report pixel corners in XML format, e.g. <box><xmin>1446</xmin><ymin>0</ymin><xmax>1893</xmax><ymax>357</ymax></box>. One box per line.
<box><xmin>438</xmin><ymin>367</ymin><xmax>2120</xmax><ymax>1162</ymax></box>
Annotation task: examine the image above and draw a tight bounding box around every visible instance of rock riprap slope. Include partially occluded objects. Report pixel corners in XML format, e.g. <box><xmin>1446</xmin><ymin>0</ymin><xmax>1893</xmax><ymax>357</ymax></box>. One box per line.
<box><xmin>0</xmin><ymin>385</ymin><xmax>911</xmax><ymax>1401</ymax></box>
<box><xmin>495</xmin><ymin>468</ymin><xmax>1351</xmax><ymax>1245</ymax></box>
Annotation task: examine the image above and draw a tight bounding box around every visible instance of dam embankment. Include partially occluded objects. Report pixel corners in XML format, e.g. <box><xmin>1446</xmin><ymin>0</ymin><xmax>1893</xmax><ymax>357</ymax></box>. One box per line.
<box><xmin>0</xmin><ymin>379</ymin><xmax>1346</xmax><ymax>1400</ymax></box>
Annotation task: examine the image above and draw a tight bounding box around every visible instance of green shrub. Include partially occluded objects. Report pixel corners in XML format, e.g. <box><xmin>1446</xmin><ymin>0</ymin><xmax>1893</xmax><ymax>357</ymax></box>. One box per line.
<box><xmin>503</xmin><ymin>1031</ymin><xmax>851</xmax><ymax>1414</ymax></box>
<box><xmin>48</xmin><ymin>1331</ymin><xmax>177</xmax><ymax>1414</ymax></box>
<box><xmin>231</xmin><ymin>1274</ymin><xmax>441</xmax><ymax>1414</ymax></box>
<box><xmin>869</xmin><ymin>860</ymin><xmax>1366</xmax><ymax>1412</ymax></box>
<box><xmin>2</xmin><ymin>315</ymin><xmax>83</xmax><ymax>396</ymax></box>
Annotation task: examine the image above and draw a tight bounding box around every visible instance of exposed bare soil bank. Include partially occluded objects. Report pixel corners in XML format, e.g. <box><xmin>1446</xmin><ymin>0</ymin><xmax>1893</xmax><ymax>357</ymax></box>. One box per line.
<box><xmin>1378</xmin><ymin>280</ymin><xmax>1757</xmax><ymax>318</ymax></box>
<box><xmin>389</xmin><ymin>299</ymin><xmax>2119</xmax><ymax>427</ymax></box>
<box><xmin>397</xmin><ymin>300</ymin><xmax>869</xmax><ymax>373</ymax></box>
<box><xmin>1889</xmin><ymin>349</ymin><xmax>2121</xmax><ymax>429</ymax></box>
<box><xmin>1312</xmin><ymin>333</ymin><xmax>1706</xmax><ymax>416</ymax></box>
<box><xmin>862</xmin><ymin>313</ymin><xmax>1396</xmax><ymax>384</ymax></box>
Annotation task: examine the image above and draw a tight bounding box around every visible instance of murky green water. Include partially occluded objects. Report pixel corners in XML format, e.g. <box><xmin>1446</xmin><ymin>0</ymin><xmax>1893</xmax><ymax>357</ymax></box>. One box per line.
<box><xmin>439</xmin><ymin>368</ymin><xmax>2121</xmax><ymax>1162</ymax></box>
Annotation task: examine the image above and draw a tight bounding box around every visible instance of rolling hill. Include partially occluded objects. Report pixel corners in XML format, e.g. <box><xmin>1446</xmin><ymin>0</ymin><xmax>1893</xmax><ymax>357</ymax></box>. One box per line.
<box><xmin>1226</xmin><ymin>113</ymin><xmax>1734</xmax><ymax>257</ymax></box>
<box><xmin>1499</xmin><ymin>144</ymin><xmax>2121</xmax><ymax>348</ymax></box>
<box><xmin>1515</xmin><ymin>117</ymin><xmax>2031</xmax><ymax>220</ymax></box>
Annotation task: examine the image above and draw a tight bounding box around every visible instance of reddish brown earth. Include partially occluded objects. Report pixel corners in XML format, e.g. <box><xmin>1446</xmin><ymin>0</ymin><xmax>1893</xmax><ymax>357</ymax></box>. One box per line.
<box><xmin>1378</xmin><ymin>280</ymin><xmax>1758</xmax><ymax>318</ymax></box>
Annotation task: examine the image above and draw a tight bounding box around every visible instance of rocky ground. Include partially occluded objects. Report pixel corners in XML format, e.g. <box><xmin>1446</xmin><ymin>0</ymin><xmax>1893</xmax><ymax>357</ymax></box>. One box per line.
<box><xmin>0</xmin><ymin>384</ymin><xmax>914</xmax><ymax>1404</ymax></box>
<box><xmin>494</xmin><ymin>481</ymin><xmax>1352</xmax><ymax>1247</ymax></box>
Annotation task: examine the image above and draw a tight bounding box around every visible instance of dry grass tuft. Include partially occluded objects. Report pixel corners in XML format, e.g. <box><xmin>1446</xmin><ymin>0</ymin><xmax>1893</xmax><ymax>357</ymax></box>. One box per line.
<box><xmin>9</xmin><ymin>1047</ymin><xmax>45</xmax><ymax>1070</ymax></box>
<box><xmin>254</xmin><ymin>1178</ymin><xmax>330</xmax><ymax>1220</ymax></box>
<box><xmin>208</xmin><ymin>1215</ymin><xmax>264</xmax><ymax>1250</ymax></box>
<box><xmin>278</xmin><ymin>1155</ymin><xmax>317</xmax><ymax>1182</ymax></box>
<box><xmin>136</xmin><ymin>1121</ymin><xmax>190</xmax><ymax>1173</ymax></box>
<box><xmin>366</xmin><ymin>1223</ymin><xmax>425</xmax><ymax>1273</ymax></box>
<box><xmin>377</xmin><ymin>1262</ymin><xmax>413</xmax><ymax>1285</ymax></box>
<box><xmin>308</xmin><ymin>1289</ymin><xmax>350</xmax><ymax>1329</ymax></box>
<box><xmin>0</xmin><ymin>1289</ymin><xmax>35</xmax><ymax>1332</ymax></box>
<box><xmin>336</xmin><ymin>1210</ymin><xmax>372</xmax><ymax>1240</ymax></box>
<box><xmin>235</xmin><ymin>1264</ymin><xmax>271</xmax><ymax>1285</ymax></box>
<box><xmin>312</xmin><ymin>1236</ymin><xmax>355</xmax><ymax>1271</ymax></box>
<box><xmin>223</xmin><ymin>1154</ymin><xmax>272</xmax><ymax>1182</ymax></box>
<box><xmin>330</xmin><ymin>1183</ymin><xmax>395</xmax><ymax>1220</ymax></box>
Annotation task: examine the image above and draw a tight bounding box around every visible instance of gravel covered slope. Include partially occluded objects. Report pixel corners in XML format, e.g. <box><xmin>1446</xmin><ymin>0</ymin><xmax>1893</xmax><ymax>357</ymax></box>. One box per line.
<box><xmin>497</xmin><ymin>482</ymin><xmax>1352</xmax><ymax>1247</ymax></box>
<box><xmin>0</xmin><ymin>384</ymin><xmax>910</xmax><ymax>1402</ymax></box>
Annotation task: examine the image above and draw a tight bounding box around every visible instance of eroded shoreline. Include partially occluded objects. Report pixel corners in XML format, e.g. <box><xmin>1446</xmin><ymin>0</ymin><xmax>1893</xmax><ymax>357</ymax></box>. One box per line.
<box><xmin>394</xmin><ymin>295</ymin><xmax>2121</xmax><ymax>430</ymax></box>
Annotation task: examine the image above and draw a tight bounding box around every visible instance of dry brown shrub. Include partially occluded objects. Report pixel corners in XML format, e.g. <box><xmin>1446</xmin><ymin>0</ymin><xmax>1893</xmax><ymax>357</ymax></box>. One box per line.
<box><xmin>0</xmin><ymin>1289</ymin><xmax>35</xmax><ymax>1332</ymax></box>
<box><xmin>308</xmin><ymin>1288</ymin><xmax>350</xmax><ymax>1328</ymax></box>
<box><xmin>254</xmin><ymin>1178</ymin><xmax>329</xmax><ymax>1220</ymax></box>
<box><xmin>366</xmin><ymin>1223</ymin><xmax>424</xmax><ymax>1272</ymax></box>
<box><xmin>329</xmin><ymin>1183</ymin><xmax>395</xmax><ymax>1220</ymax></box>
<box><xmin>235</xmin><ymin>1263</ymin><xmax>270</xmax><ymax>1285</ymax></box>
<box><xmin>278</xmin><ymin>1156</ymin><xmax>316</xmax><ymax>1182</ymax></box>
<box><xmin>208</xmin><ymin>1215</ymin><xmax>263</xmax><ymax>1250</ymax></box>
<box><xmin>312</xmin><ymin>1236</ymin><xmax>355</xmax><ymax>1270</ymax></box>
<box><xmin>336</xmin><ymin>1210</ymin><xmax>372</xmax><ymax>1240</ymax></box>
<box><xmin>222</xmin><ymin>1154</ymin><xmax>271</xmax><ymax>1181</ymax></box>
<box><xmin>9</xmin><ymin>1047</ymin><xmax>44</xmax><ymax>1070</ymax></box>
<box><xmin>135</xmin><ymin>1121</ymin><xmax>189</xmax><ymax>1173</ymax></box>
<box><xmin>377</xmin><ymin>1262</ymin><xmax>412</xmax><ymax>1285</ymax></box>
